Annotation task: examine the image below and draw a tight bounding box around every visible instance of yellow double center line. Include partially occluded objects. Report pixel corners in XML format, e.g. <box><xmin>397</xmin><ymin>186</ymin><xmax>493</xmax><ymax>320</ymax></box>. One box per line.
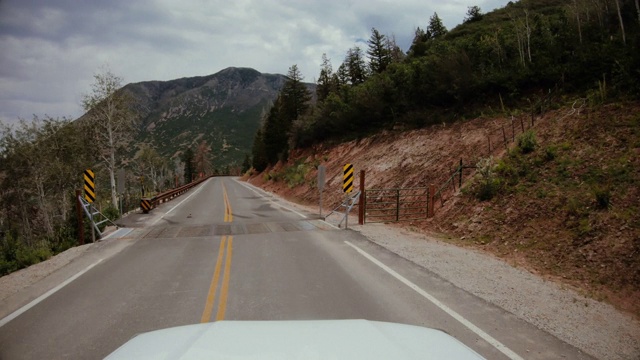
<box><xmin>200</xmin><ymin>181</ymin><xmax>234</xmax><ymax>323</ymax></box>
<box><xmin>200</xmin><ymin>235</ymin><xmax>233</xmax><ymax>322</ymax></box>
<box><xmin>223</xmin><ymin>182</ymin><xmax>233</xmax><ymax>222</ymax></box>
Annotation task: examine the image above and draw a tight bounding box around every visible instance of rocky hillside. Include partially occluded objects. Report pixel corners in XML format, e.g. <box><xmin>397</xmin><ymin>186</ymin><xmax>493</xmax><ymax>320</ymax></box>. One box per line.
<box><xmin>124</xmin><ymin>67</ymin><xmax>314</xmax><ymax>168</ymax></box>
<box><xmin>247</xmin><ymin>101</ymin><xmax>640</xmax><ymax>318</ymax></box>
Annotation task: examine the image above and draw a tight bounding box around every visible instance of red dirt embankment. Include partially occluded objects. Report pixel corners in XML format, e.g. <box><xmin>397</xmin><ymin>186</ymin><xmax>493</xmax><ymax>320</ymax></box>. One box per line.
<box><xmin>247</xmin><ymin>102</ymin><xmax>640</xmax><ymax>318</ymax></box>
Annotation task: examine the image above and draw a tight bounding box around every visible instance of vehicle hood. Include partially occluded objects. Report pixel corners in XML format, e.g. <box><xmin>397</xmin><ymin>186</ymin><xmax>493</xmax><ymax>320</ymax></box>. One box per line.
<box><xmin>105</xmin><ymin>319</ymin><xmax>484</xmax><ymax>359</ymax></box>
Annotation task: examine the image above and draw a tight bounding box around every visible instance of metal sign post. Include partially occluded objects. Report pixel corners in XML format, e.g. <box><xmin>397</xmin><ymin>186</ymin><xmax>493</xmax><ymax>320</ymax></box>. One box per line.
<box><xmin>343</xmin><ymin>164</ymin><xmax>354</xmax><ymax>229</ymax></box>
<box><xmin>318</xmin><ymin>165</ymin><xmax>326</xmax><ymax>217</ymax></box>
<box><xmin>83</xmin><ymin>169</ymin><xmax>96</xmax><ymax>243</ymax></box>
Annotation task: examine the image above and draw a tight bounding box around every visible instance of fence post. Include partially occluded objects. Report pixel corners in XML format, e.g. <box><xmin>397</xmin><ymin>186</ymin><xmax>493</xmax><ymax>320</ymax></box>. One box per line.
<box><xmin>396</xmin><ymin>189</ymin><xmax>400</xmax><ymax>222</ymax></box>
<box><xmin>358</xmin><ymin>170</ymin><xmax>365</xmax><ymax>225</ymax></box>
<box><xmin>459</xmin><ymin>159</ymin><xmax>463</xmax><ymax>188</ymax></box>
<box><xmin>428</xmin><ymin>184</ymin><xmax>435</xmax><ymax>217</ymax></box>
<box><xmin>75</xmin><ymin>189</ymin><xmax>85</xmax><ymax>245</ymax></box>
<box><xmin>502</xmin><ymin>125</ymin><xmax>507</xmax><ymax>149</ymax></box>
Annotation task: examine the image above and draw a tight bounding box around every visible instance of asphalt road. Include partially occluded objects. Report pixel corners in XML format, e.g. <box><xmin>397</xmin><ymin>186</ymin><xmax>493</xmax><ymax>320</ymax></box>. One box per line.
<box><xmin>0</xmin><ymin>177</ymin><xmax>594</xmax><ymax>359</ymax></box>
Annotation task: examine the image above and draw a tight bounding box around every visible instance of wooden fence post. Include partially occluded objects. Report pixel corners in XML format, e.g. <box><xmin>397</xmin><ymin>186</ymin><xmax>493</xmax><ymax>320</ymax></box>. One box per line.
<box><xmin>428</xmin><ymin>184</ymin><xmax>435</xmax><ymax>217</ymax></box>
<box><xmin>459</xmin><ymin>159</ymin><xmax>463</xmax><ymax>188</ymax></box>
<box><xmin>502</xmin><ymin>125</ymin><xmax>508</xmax><ymax>149</ymax></box>
<box><xmin>358</xmin><ymin>170</ymin><xmax>365</xmax><ymax>225</ymax></box>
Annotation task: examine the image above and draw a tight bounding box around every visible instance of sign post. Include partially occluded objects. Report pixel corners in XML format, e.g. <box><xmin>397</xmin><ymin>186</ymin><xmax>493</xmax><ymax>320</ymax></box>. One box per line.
<box><xmin>318</xmin><ymin>165</ymin><xmax>326</xmax><ymax>217</ymax></box>
<box><xmin>83</xmin><ymin>169</ymin><xmax>96</xmax><ymax>243</ymax></box>
<box><xmin>343</xmin><ymin>164</ymin><xmax>354</xmax><ymax>229</ymax></box>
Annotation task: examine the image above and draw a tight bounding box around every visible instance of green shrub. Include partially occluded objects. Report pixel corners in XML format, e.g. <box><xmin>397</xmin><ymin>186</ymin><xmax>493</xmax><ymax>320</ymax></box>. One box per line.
<box><xmin>103</xmin><ymin>207</ymin><xmax>120</xmax><ymax>222</ymax></box>
<box><xmin>49</xmin><ymin>225</ymin><xmax>77</xmax><ymax>254</ymax></box>
<box><xmin>543</xmin><ymin>146</ymin><xmax>557</xmax><ymax>161</ymax></box>
<box><xmin>517</xmin><ymin>130</ymin><xmax>537</xmax><ymax>154</ymax></box>
<box><xmin>474</xmin><ymin>157</ymin><xmax>501</xmax><ymax>201</ymax></box>
<box><xmin>284</xmin><ymin>162</ymin><xmax>310</xmax><ymax>188</ymax></box>
<box><xmin>593</xmin><ymin>187</ymin><xmax>611</xmax><ymax>210</ymax></box>
<box><xmin>477</xmin><ymin>178</ymin><xmax>501</xmax><ymax>201</ymax></box>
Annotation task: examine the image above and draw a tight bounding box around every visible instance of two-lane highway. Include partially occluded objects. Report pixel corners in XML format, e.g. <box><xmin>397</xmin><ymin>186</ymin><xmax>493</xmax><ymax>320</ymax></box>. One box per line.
<box><xmin>0</xmin><ymin>177</ymin><xmax>594</xmax><ymax>359</ymax></box>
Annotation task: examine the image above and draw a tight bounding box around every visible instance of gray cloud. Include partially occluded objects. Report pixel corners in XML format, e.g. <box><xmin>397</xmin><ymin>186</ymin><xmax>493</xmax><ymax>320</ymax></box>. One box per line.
<box><xmin>0</xmin><ymin>0</ymin><xmax>509</xmax><ymax>125</ymax></box>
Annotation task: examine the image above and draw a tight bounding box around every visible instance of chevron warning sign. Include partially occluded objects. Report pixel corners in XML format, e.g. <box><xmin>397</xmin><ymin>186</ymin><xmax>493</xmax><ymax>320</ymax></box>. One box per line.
<box><xmin>343</xmin><ymin>163</ymin><xmax>354</xmax><ymax>193</ymax></box>
<box><xmin>83</xmin><ymin>169</ymin><xmax>95</xmax><ymax>203</ymax></box>
<box><xmin>140</xmin><ymin>198</ymin><xmax>152</xmax><ymax>213</ymax></box>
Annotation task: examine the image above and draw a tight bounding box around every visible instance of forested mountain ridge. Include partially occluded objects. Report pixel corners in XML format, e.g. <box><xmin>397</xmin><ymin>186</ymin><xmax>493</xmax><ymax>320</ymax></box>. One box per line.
<box><xmin>124</xmin><ymin>67</ymin><xmax>314</xmax><ymax>168</ymax></box>
<box><xmin>251</xmin><ymin>0</ymin><xmax>640</xmax><ymax>168</ymax></box>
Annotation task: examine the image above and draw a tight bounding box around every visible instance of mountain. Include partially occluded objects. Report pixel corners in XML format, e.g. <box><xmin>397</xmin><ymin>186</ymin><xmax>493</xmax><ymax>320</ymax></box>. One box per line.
<box><xmin>124</xmin><ymin>67</ymin><xmax>314</xmax><ymax>168</ymax></box>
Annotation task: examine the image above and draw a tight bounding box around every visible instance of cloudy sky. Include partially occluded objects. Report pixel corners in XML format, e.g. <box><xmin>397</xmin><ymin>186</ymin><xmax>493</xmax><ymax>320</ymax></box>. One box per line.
<box><xmin>0</xmin><ymin>0</ymin><xmax>510</xmax><ymax>125</ymax></box>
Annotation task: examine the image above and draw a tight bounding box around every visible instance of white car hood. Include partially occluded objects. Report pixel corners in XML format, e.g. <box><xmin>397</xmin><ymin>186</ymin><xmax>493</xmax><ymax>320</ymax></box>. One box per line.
<box><xmin>106</xmin><ymin>319</ymin><xmax>485</xmax><ymax>359</ymax></box>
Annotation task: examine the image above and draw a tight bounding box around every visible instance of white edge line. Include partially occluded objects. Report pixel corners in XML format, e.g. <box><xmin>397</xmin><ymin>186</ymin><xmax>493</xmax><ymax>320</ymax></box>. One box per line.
<box><xmin>151</xmin><ymin>179</ymin><xmax>209</xmax><ymax>225</ymax></box>
<box><xmin>237</xmin><ymin>181</ymin><xmax>308</xmax><ymax>219</ymax></box>
<box><xmin>101</xmin><ymin>228</ymin><xmax>133</xmax><ymax>240</ymax></box>
<box><xmin>344</xmin><ymin>240</ymin><xmax>524</xmax><ymax>360</ymax></box>
<box><xmin>0</xmin><ymin>259</ymin><xmax>104</xmax><ymax>328</ymax></box>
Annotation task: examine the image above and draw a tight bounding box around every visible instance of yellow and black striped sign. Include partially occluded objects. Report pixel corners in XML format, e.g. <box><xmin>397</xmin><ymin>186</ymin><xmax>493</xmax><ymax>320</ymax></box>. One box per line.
<box><xmin>83</xmin><ymin>169</ymin><xmax>95</xmax><ymax>203</ymax></box>
<box><xmin>343</xmin><ymin>163</ymin><xmax>354</xmax><ymax>193</ymax></box>
<box><xmin>140</xmin><ymin>199</ymin><xmax>152</xmax><ymax>213</ymax></box>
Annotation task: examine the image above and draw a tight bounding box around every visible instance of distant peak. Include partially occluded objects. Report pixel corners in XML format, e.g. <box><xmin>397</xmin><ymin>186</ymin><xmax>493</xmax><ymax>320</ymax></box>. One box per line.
<box><xmin>215</xmin><ymin>67</ymin><xmax>261</xmax><ymax>76</ymax></box>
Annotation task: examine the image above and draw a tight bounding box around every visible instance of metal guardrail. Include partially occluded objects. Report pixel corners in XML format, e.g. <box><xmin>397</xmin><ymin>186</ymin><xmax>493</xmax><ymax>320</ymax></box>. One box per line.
<box><xmin>141</xmin><ymin>176</ymin><xmax>211</xmax><ymax>213</ymax></box>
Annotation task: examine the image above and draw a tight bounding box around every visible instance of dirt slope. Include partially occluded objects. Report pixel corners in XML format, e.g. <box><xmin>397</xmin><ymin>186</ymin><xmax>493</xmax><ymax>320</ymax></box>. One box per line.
<box><xmin>247</xmin><ymin>101</ymin><xmax>640</xmax><ymax>317</ymax></box>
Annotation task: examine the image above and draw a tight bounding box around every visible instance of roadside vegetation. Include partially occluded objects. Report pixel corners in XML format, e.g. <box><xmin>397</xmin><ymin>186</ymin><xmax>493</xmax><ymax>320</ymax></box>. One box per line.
<box><xmin>0</xmin><ymin>71</ymin><xmax>216</xmax><ymax>275</ymax></box>
<box><xmin>248</xmin><ymin>0</ymin><xmax>640</xmax><ymax>315</ymax></box>
<box><xmin>252</xmin><ymin>0</ymin><xmax>640</xmax><ymax>171</ymax></box>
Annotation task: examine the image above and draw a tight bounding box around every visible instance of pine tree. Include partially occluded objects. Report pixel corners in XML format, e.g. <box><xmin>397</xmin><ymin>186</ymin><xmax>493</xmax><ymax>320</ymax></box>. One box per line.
<box><xmin>241</xmin><ymin>154</ymin><xmax>251</xmax><ymax>173</ymax></box>
<box><xmin>316</xmin><ymin>54</ymin><xmax>334</xmax><ymax>102</ymax></box>
<box><xmin>428</xmin><ymin>12</ymin><xmax>448</xmax><ymax>39</ymax></box>
<box><xmin>367</xmin><ymin>28</ymin><xmax>391</xmax><ymax>74</ymax></box>
<box><xmin>464</xmin><ymin>6</ymin><xmax>483</xmax><ymax>23</ymax></box>
<box><xmin>181</xmin><ymin>148</ymin><xmax>195</xmax><ymax>183</ymax></box>
<box><xmin>251</xmin><ymin>129</ymin><xmax>268</xmax><ymax>171</ymax></box>
<box><xmin>281</xmin><ymin>64</ymin><xmax>312</xmax><ymax>122</ymax></box>
<box><xmin>345</xmin><ymin>47</ymin><xmax>367</xmax><ymax>85</ymax></box>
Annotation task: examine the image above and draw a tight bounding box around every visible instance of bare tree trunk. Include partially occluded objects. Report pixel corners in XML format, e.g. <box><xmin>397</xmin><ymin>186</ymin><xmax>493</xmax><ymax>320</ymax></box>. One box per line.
<box><xmin>635</xmin><ymin>0</ymin><xmax>640</xmax><ymax>25</ymax></box>
<box><xmin>615</xmin><ymin>0</ymin><xmax>626</xmax><ymax>44</ymax></box>
<box><xmin>574</xmin><ymin>0</ymin><xmax>583</xmax><ymax>44</ymax></box>
<box><xmin>19</xmin><ymin>193</ymin><xmax>32</xmax><ymax>244</ymax></box>
<box><xmin>525</xmin><ymin>9</ymin><xmax>532</xmax><ymax>62</ymax></box>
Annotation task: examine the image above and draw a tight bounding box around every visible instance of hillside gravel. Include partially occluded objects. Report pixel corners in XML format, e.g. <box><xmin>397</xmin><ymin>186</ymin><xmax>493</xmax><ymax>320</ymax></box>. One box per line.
<box><xmin>312</xmin><ymin>198</ymin><xmax>640</xmax><ymax>360</ymax></box>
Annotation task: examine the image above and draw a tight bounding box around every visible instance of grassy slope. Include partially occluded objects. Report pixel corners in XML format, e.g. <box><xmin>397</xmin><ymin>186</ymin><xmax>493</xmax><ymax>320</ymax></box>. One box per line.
<box><xmin>441</xmin><ymin>102</ymin><xmax>640</xmax><ymax>316</ymax></box>
<box><xmin>248</xmin><ymin>101</ymin><xmax>640</xmax><ymax>318</ymax></box>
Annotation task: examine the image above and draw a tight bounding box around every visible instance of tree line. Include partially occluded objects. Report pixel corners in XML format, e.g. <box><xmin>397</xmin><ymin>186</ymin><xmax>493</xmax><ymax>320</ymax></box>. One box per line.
<box><xmin>0</xmin><ymin>69</ymin><xmax>217</xmax><ymax>274</ymax></box>
<box><xmin>252</xmin><ymin>0</ymin><xmax>640</xmax><ymax>171</ymax></box>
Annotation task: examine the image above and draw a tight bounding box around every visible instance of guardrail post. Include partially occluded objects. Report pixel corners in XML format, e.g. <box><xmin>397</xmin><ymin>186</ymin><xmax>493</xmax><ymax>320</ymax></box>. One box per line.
<box><xmin>358</xmin><ymin>170</ymin><xmax>365</xmax><ymax>225</ymax></box>
<box><xmin>428</xmin><ymin>184</ymin><xmax>435</xmax><ymax>218</ymax></box>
